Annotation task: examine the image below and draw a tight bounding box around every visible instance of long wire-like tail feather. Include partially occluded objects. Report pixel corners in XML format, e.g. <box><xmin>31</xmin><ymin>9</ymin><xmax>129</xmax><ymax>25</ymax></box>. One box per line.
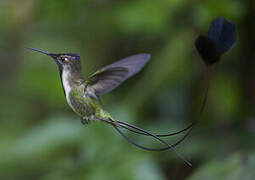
<box><xmin>116</xmin><ymin>121</ymin><xmax>193</xmax><ymax>137</ymax></box>
<box><xmin>111</xmin><ymin>68</ymin><xmax>210</xmax><ymax>139</ymax></box>
<box><xmin>117</xmin><ymin>121</ymin><xmax>193</xmax><ymax>148</ymax></box>
<box><xmin>199</xmin><ymin>67</ymin><xmax>210</xmax><ymax>116</ymax></box>
<box><xmin>127</xmin><ymin>66</ymin><xmax>210</xmax><ymax>137</ymax></box>
<box><xmin>99</xmin><ymin>66</ymin><xmax>211</xmax><ymax>167</ymax></box>
<box><xmin>107</xmin><ymin>121</ymin><xmax>192</xmax><ymax>167</ymax></box>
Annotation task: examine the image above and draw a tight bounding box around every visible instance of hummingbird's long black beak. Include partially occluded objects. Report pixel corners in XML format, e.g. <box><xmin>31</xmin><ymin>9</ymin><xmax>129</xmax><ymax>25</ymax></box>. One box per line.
<box><xmin>27</xmin><ymin>47</ymin><xmax>50</xmax><ymax>55</ymax></box>
<box><xmin>28</xmin><ymin>47</ymin><xmax>63</xmax><ymax>73</ymax></box>
<box><xmin>28</xmin><ymin>47</ymin><xmax>59</xmax><ymax>62</ymax></box>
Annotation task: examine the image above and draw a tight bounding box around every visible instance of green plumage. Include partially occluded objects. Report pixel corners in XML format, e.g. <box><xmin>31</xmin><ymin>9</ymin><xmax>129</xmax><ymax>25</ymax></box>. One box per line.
<box><xmin>68</xmin><ymin>83</ymin><xmax>111</xmax><ymax>124</ymax></box>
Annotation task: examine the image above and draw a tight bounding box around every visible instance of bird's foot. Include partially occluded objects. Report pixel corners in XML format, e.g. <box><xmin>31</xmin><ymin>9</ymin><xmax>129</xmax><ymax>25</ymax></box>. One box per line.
<box><xmin>81</xmin><ymin>117</ymin><xmax>90</xmax><ymax>125</ymax></box>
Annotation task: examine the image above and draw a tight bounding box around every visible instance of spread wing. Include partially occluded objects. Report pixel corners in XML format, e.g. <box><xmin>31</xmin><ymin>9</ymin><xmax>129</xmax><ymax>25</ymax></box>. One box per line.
<box><xmin>86</xmin><ymin>54</ymin><xmax>151</xmax><ymax>96</ymax></box>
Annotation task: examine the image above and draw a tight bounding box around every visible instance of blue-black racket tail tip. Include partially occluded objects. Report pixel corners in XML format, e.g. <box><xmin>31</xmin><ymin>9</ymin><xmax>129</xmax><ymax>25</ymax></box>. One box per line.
<box><xmin>195</xmin><ymin>17</ymin><xmax>237</xmax><ymax>66</ymax></box>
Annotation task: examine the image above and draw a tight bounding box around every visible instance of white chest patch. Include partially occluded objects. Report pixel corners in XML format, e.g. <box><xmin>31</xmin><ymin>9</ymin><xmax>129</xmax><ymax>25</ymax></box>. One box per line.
<box><xmin>62</xmin><ymin>70</ymin><xmax>72</xmax><ymax>107</ymax></box>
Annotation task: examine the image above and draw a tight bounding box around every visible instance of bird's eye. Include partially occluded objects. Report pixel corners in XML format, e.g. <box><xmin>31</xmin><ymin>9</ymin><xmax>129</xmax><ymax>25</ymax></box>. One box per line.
<box><xmin>60</xmin><ymin>57</ymin><xmax>68</xmax><ymax>62</ymax></box>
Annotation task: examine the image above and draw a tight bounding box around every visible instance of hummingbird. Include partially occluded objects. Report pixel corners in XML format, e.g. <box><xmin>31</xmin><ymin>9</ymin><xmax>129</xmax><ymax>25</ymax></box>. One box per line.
<box><xmin>28</xmin><ymin>47</ymin><xmax>192</xmax><ymax>166</ymax></box>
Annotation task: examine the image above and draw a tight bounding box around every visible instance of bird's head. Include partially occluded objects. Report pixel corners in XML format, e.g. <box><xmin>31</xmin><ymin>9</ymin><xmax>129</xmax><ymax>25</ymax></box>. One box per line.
<box><xmin>28</xmin><ymin>47</ymin><xmax>81</xmax><ymax>74</ymax></box>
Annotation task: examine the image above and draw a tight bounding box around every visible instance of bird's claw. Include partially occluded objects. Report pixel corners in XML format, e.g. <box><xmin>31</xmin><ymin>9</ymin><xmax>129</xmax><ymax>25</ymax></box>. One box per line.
<box><xmin>81</xmin><ymin>118</ymin><xmax>90</xmax><ymax>125</ymax></box>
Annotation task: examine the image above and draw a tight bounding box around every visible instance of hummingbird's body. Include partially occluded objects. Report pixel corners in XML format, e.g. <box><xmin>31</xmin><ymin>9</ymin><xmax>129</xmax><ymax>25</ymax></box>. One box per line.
<box><xmin>63</xmin><ymin>75</ymin><xmax>109</xmax><ymax>123</ymax></box>
<box><xmin>56</xmin><ymin>54</ymin><xmax>113</xmax><ymax>124</ymax></box>
<box><xmin>28</xmin><ymin>47</ymin><xmax>192</xmax><ymax>166</ymax></box>
<box><xmin>64</xmin><ymin>77</ymin><xmax>96</xmax><ymax>121</ymax></box>
<box><xmin>61</xmin><ymin>68</ymin><xmax>96</xmax><ymax>121</ymax></box>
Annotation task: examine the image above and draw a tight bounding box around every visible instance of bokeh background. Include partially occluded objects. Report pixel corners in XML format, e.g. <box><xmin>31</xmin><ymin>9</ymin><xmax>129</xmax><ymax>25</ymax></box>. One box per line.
<box><xmin>0</xmin><ymin>0</ymin><xmax>255</xmax><ymax>179</ymax></box>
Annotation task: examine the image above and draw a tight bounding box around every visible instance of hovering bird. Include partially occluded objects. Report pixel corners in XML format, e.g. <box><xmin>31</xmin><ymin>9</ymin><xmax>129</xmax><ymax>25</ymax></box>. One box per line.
<box><xmin>28</xmin><ymin>47</ymin><xmax>192</xmax><ymax>166</ymax></box>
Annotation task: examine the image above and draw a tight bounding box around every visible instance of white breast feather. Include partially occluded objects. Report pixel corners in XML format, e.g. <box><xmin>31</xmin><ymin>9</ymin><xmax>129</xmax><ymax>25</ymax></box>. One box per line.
<box><xmin>62</xmin><ymin>70</ymin><xmax>72</xmax><ymax>107</ymax></box>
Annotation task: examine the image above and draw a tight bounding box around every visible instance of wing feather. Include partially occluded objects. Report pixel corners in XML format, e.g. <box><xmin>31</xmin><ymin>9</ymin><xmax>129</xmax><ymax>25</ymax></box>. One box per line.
<box><xmin>86</xmin><ymin>54</ymin><xmax>151</xmax><ymax>95</ymax></box>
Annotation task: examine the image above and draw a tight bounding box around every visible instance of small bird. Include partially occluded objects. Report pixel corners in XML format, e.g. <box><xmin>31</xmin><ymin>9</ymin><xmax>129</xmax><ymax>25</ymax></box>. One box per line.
<box><xmin>28</xmin><ymin>47</ymin><xmax>192</xmax><ymax>166</ymax></box>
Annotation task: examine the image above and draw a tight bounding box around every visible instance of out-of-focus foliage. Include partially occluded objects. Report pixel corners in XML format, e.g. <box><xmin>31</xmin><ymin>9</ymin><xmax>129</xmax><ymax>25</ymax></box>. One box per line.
<box><xmin>0</xmin><ymin>0</ymin><xmax>254</xmax><ymax>179</ymax></box>
<box><xmin>189</xmin><ymin>153</ymin><xmax>255</xmax><ymax>180</ymax></box>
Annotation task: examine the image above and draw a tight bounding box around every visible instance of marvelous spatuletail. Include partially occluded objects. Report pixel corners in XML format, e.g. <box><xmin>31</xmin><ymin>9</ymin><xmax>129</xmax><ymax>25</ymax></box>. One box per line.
<box><xmin>28</xmin><ymin>47</ymin><xmax>192</xmax><ymax>166</ymax></box>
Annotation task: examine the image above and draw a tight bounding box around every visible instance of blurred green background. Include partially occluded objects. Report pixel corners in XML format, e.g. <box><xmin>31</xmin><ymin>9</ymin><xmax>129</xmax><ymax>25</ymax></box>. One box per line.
<box><xmin>0</xmin><ymin>0</ymin><xmax>254</xmax><ymax>179</ymax></box>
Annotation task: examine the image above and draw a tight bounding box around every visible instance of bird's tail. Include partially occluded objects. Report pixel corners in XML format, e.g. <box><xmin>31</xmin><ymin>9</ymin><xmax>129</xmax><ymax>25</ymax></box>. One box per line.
<box><xmin>99</xmin><ymin>115</ymin><xmax>192</xmax><ymax>167</ymax></box>
<box><xmin>95</xmin><ymin>67</ymin><xmax>211</xmax><ymax>167</ymax></box>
